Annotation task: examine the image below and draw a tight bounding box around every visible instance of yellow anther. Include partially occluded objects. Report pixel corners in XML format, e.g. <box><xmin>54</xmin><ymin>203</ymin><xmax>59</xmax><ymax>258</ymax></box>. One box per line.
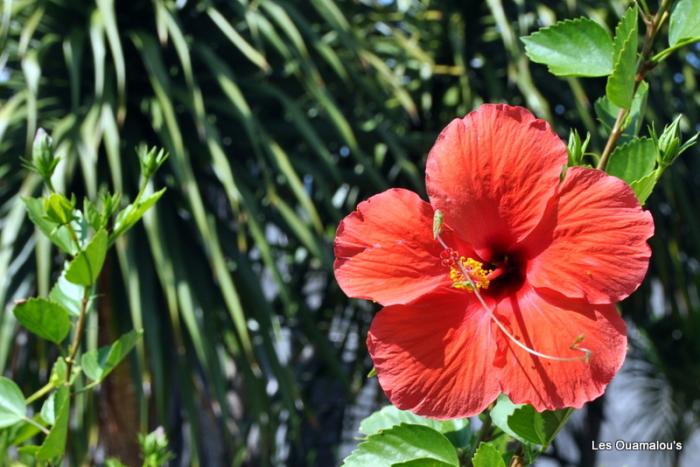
<box><xmin>450</xmin><ymin>257</ymin><xmax>491</xmax><ymax>292</ymax></box>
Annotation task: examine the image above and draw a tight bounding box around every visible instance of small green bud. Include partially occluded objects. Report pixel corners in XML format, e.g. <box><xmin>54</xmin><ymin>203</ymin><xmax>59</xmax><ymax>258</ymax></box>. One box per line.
<box><xmin>433</xmin><ymin>209</ymin><xmax>444</xmax><ymax>240</ymax></box>
<box><xmin>567</xmin><ymin>129</ymin><xmax>590</xmax><ymax>167</ymax></box>
<box><xmin>44</xmin><ymin>193</ymin><xmax>76</xmax><ymax>225</ymax></box>
<box><xmin>29</xmin><ymin>128</ymin><xmax>60</xmax><ymax>181</ymax></box>
<box><xmin>657</xmin><ymin>115</ymin><xmax>699</xmax><ymax>167</ymax></box>
<box><xmin>137</xmin><ymin>145</ymin><xmax>169</xmax><ymax>180</ymax></box>
<box><xmin>85</xmin><ymin>191</ymin><xmax>122</xmax><ymax>230</ymax></box>
<box><xmin>84</xmin><ymin>199</ymin><xmax>101</xmax><ymax>231</ymax></box>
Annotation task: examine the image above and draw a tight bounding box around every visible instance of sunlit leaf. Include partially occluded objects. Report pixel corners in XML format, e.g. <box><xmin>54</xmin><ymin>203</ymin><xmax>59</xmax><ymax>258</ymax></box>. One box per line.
<box><xmin>0</xmin><ymin>377</ymin><xmax>26</xmax><ymax>429</ymax></box>
<box><xmin>13</xmin><ymin>298</ymin><xmax>72</xmax><ymax>344</ymax></box>
<box><xmin>521</xmin><ymin>18</ymin><xmax>614</xmax><ymax>77</ymax></box>
<box><xmin>37</xmin><ymin>386</ymin><xmax>70</xmax><ymax>461</ymax></box>
<box><xmin>607</xmin><ymin>137</ymin><xmax>658</xmax><ymax>184</ymax></box>
<box><xmin>81</xmin><ymin>329</ymin><xmax>142</xmax><ymax>383</ymax></box>
<box><xmin>65</xmin><ymin>229</ymin><xmax>108</xmax><ymax>286</ymax></box>
<box><xmin>606</xmin><ymin>6</ymin><xmax>638</xmax><ymax>108</ymax></box>
<box><xmin>342</xmin><ymin>424</ymin><xmax>459</xmax><ymax>467</ymax></box>
<box><xmin>669</xmin><ymin>0</ymin><xmax>700</xmax><ymax>46</ymax></box>
<box><xmin>472</xmin><ymin>442</ymin><xmax>506</xmax><ymax>467</ymax></box>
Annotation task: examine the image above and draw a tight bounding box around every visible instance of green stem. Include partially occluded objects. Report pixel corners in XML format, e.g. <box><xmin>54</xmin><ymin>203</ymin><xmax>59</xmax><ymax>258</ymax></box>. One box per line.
<box><xmin>652</xmin><ymin>37</ymin><xmax>700</xmax><ymax>63</ymax></box>
<box><xmin>64</xmin><ymin>286</ymin><xmax>91</xmax><ymax>382</ymax></box>
<box><xmin>25</xmin><ymin>381</ymin><xmax>54</xmax><ymax>405</ymax></box>
<box><xmin>597</xmin><ymin>0</ymin><xmax>673</xmax><ymax>171</ymax></box>
<box><xmin>22</xmin><ymin>416</ymin><xmax>50</xmax><ymax>435</ymax></box>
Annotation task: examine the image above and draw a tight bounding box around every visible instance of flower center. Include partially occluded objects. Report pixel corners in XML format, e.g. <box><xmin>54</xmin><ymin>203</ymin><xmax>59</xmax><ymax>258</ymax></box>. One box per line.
<box><xmin>432</xmin><ymin>210</ymin><xmax>592</xmax><ymax>365</ymax></box>
<box><xmin>446</xmin><ymin>255</ymin><xmax>491</xmax><ymax>292</ymax></box>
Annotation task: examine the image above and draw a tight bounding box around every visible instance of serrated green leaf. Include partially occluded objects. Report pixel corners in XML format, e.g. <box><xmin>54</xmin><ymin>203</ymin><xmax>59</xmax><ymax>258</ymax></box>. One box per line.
<box><xmin>65</xmin><ymin>229</ymin><xmax>108</xmax><ymax>286</ymax></box>
<box><xmin>606</xmin><ymin>6</ymin><xmax>638</xmax><ymax>108</ymax></box>
<box><xmin>521</xmin><ymin>18</ymin><xmax>614</xmax><ymax>77</ymax></box>
<box><xmin>491</xmin><ymin>394</ymin><xmax>570</xmax><ymax>446</ymax></box>
<box><xmin>0</xmin><ymin>377</ymin><xmax>26</xmax><ymax>429</ymax></box>
<box><xmin>490</xmin><ymin>394</ymin><xmax>527</xmax><ymax>443</ymax></box>
<box><xmin>607</xmin><ymin>137</ymin><xmax>657</xmax><ymax>184</ymax></box>
<box><xmin>359</xmin><ymin>405</ymin><xmax>469</xmax><ymax>438</ymax></box>
<box><xmin>13</xmin><ymin>298</ymin><xmax>72</xmax><ymax>344</ymax></box>
<box><xmin>342</xmin><ymin>424</ymin><xmax>459</xmax><ymax>467</ymax></box>
<box><xmin>81</xmin><ymin>329</ymin><xmax>142</xmax><ymax>382</ymax></box>
<box><xmin>630</xmin><ymin>170</ymin><xmax>659</xmax><ymax>205</ymax></box>
<box><xmin>669</xmin><ymin>0</ymin><xmax>700</xmax><ymax>46</ymax></box>
<box><xmin>112</xmin><ymin>188</ymin><xmax>166</xmax><ymax>241</ymax></box>
<box><xmin>393</xmin><ymin>460</ymin><xmax>450</xmax><ymax>467</ymax></box>
<box><xmin>472</xmin><ymin>442</ymin><xmax>506</xmax><ymax>467</ymax></box>
<box><xmin>37</xmin><ymin>386</ymin><xmax>69</xmax><ymax>461</ymax></box>
<box><xmin>507</xmin><ymin>405</ymin><xmax>546</xmax><ymax>444</ymax></box>
<box><xmin>22</xmin><ymin>197</ymin><xmax>77</xmax><ymax>255</ymax></box>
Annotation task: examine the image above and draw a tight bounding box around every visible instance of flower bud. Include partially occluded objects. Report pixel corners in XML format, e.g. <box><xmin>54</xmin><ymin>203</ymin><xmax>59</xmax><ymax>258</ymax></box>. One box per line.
<box><xmin>567</xmin><ymin>129</ymin><xmax>590</xmax><ymax>167</ymax></box>
<box><xmin>30</xmin><ymin>128</ymin><xmax>60</xmax><ymax>181</ymax></box>
<box><xmin>44</xmin><ymin>193</ymin><xmax>76</xmax><ymax>226</ymax></box>
<box><xmin>137</xmin><ymin>145</ymin><xmax>169</xmax><ymax>180</ymax></box>
<box><xmin>657</xmin><ymin>115</ymin><xmax>698</xmax><ymax>167</ymax></box>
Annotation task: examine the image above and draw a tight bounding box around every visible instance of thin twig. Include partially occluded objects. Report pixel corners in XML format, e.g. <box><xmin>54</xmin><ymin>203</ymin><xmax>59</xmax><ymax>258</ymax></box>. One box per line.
<box><xmin>25</xmin><ymin>381</ymin><xmax>54</xmax><ymax>405</ymax></box>
<box><xmin>64</xmin><ymin>286</ymin><xmax>90</xmax><ymax>382</ymax></box>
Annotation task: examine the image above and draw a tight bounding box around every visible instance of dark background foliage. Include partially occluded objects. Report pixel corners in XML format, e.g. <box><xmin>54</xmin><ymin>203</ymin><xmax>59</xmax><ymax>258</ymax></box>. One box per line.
<box><xmin>1</xmin><ymin>0</ymin><xmax>698</xmax><ymax>465</ymax></box>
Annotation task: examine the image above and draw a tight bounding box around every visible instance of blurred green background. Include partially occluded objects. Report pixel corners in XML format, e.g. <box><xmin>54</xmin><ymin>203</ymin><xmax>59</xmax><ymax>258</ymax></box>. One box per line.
<box><xmin>1</xmin><ymin>0</ymin><xmax>699</xmax><ymax>465</ymax></box>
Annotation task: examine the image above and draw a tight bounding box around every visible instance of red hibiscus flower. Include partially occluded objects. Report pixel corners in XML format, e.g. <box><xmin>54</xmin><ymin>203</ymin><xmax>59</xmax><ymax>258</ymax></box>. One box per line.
<box><xmin>333</xmin><ymin>104</ymin><xmax>654</xmax><ymax>418</ymax></box>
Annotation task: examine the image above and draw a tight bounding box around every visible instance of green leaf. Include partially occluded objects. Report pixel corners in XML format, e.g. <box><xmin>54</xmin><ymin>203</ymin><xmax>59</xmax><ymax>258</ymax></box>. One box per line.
<box><xmin>521</xmin><ymin>18</ymin><xmax>614</xmax><ymax>77</ymax></box>
<box><xmin>0</xmin><ymin>377</ymin><xmax>26</xmax><ymax>429</ymax></box>
<box><xmin>606</xmin><ymin>6</ymin><xmax>638</xmax><ymax>108</ymax></box>
<box><xmin>507</xmin><ymin>405</ymin><xmax>547</xmax><ymax>444</ymax></box>
<box><xmin>49</xmin><ymin>358</ymin><xmax>68</xmax><ymax>386</ymax></box>
<box><xmin>105</xmin><ymin>459</ymin><xmax>129</xmax><ymax>467</ymax></box>
<box><xmin>472</xmin><ymin>442</ymin><xmax>506</xmax><ymax>467</ymax></box>
<box><xmin>490</xmin><ymin>394</ymin><xmax>528</xmax><ymax>443</ymax></box>
<box><xmin>393</xmin><ymin>460</ymin><xmax>451</xmax><ymax>467</ymax></box>
<box><xmin>49</xmin><ymin>270</ymin><xmax>85</xmax><ymax>317</ymax></box>
<box><xmin>40</xmin><ymin>392</ymin><xmax>57</xmax><ymax>426</ymax></box>
<box><xmin>65</xmin><ymin>229</ymin><xmax>108</xmax><ymax>286</ymax></box>
<box><xmin>342</xmin><ymin>424</ymin><xmax>459</xmax><ymax>467</ymax></box>
<box><xmin>630</xmin><ymin>170</ymin><xmax>659</xmax><ymax>205</ymax></box>
<box><xmin>359</xmin><ymin>405</ymin><xmax>469</xmax><ymax>438</ymax></box>
<box><xmin>607</xmin><ymin>137</ymin><xmax>658</xmax><ymax>184</ymax></box>
<box><xmin>81</xmin><ymin>329</ymin><xmax>143</xmax><ymax>382</ymax></box>
<box><xmin>595</xmin><ymin>81</ymin><xmax>649</xmax><ymax>143</ymax></box>
<box><xmin>669</xmin><ymin>0</ymin><xmax>700</xmax><ymax>46</ymax></box>
<box><xmin>18</xmin><ymin>445</ymin><xmax>41</xmax><ymax>457</ymax></box>
<box><xmin>13</xmin><ymin>298</ymin><xmax>72</xmax><ymax>344</ymax></box>
<box><xmin>112</xmin><ymin>188</ymin><xmax>166</xmax><ymax>241</ymax></box>
<box><xmin>37</xmin><ymin>386</ymin><xmax>69</xmax><ymax>461</ymax></box>
<box><xmin>22</xmin><ymin>197</ymin><xmax>77</xmax><ymax>255</ymax></box>
<box><xmin>490</xmin><ymin>395</ymin><xmax>570</xmax><ymax>446</ymax></box>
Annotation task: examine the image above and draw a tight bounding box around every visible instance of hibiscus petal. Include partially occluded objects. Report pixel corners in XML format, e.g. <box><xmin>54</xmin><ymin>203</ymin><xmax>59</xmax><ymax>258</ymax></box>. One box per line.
<box><xmin>334</xmin><ymin>188</ymin><xmax>450</xmax><ymax>306</ymax></box>
<box><xmin>368</xmin><ymin>290</ymin><xmax>501</xmax><ymax>419</ymax></box>
<box><xmin>495</xmin><ymin>286</ymin><xmax>627</xmax><ymax>411</ymax></box>
<box><xmin>526</xmin><ymin>167</ymin><xmax>654</xmax><ymax>304</ymax></box>
<box><xmin>425</xmin><ymin>104</ymin><xmax>567</xmax><ymax>254</ymax></box>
